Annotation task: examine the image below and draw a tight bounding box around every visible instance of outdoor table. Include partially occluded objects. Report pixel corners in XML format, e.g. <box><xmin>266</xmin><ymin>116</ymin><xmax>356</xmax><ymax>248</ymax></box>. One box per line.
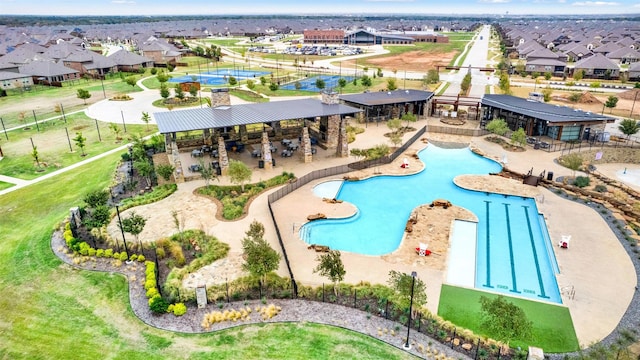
<box><xmin>251</xmin><ymin>149</ymin><xmax>261</xmax><ymax>158</ymax></box>
<box><xmin>191</xmin><ymin>149</ymin><xmax>203</xmax><ymax>157</ymax></box>
<box><xmin>281</xmin><ymin>139</ymin><xmax>292</xmax><ymax>146</ymax></box>
<box><xmin>281</xmin><ymin>149</ymin><xmax>292</xmax><ymax>157</ymax></box>
<box><xmin>288</xmin><ymin>143</ymin><xmax>299</xmax><ymax>151</ymax></box>
<box><xmin>189</xmin><ymin>164</ymin><xmax>201</xmax><ymax>172</ymax></box>
<box><xmin>210</xmin><ymin>149</ymin><xmax>218</xmax><ymax>158</ymax></box>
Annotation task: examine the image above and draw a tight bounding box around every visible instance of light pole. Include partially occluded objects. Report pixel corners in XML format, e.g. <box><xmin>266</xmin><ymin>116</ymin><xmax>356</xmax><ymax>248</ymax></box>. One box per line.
<box><xmin>403</xmin><ymin>271</ymin><xmax>417</xmax><ymax>350</ymax></box>
<box><xmin>100</xmin><ymin>75</ymin><xmax>106</xmax><ymax>98</ymax></box>
<box><xmin>115</xmin><ymin>204</ymin><xmax>130</xmax><ymax>260</ymax></box>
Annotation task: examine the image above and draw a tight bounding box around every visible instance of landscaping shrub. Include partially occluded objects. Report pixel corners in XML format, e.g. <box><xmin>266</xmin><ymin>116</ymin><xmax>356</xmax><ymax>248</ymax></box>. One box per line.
<box><xmin>119</xmin><ymin>184</ymin><xmax>177</xmax><ymax>211</ymax></box>
<box><xmin>574</xmin><ymin>176</ymin><xmax>590</xmax><ymax>188</ymax></box>
<box><xmin>594</xmin><ymin>184</ymin><xmax>607</xmax><ymax>193</ymax></box>
<box><xmin>149</xmin><ymin>295</ymin><xmax>169</xmax><ymax>314</ymax></box>
<box><xmin>172</xmin><ymin>302</ymin><xmax>187</xmax><ymax>316</ymax></box>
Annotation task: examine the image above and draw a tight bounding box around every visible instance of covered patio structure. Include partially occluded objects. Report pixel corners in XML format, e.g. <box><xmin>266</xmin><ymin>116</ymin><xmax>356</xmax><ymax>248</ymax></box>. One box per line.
<box><xmin>154</xmin><ymin>89</ymin><xmax>362</xmax><ymax>181</ymax></box>
<box><xmin>339</xmin><ymin>89</ymin><xmax>434</xmax><ymax>126</ymax></box>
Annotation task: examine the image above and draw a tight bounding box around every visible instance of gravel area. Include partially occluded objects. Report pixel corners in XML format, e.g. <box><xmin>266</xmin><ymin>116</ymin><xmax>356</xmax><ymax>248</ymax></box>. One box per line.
<box><xmin>51</xmin><ymin>231</ymin><xmax>470</xmax><ymax>360</ymax></box>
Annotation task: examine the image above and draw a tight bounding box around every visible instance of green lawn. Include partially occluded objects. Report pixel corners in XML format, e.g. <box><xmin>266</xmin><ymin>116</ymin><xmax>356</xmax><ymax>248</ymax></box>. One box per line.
<box><xmin>0</xmin><ymin>152</ymin><xmax>420</xmax><ymax>359</ymax></box>
<box><xmin>0</xmin><ymin>181</ymin><xmax>14</xmax><ymax>190</ymax></box>
<box><xmin>437</xmin><ymin>285</ymin><xmax>579</xmax><ymax>353</ymax></box>
<box><xmin>0</xmin><ymin>112</ymin><xmax>156</xmax><ymax>180</ymax></box>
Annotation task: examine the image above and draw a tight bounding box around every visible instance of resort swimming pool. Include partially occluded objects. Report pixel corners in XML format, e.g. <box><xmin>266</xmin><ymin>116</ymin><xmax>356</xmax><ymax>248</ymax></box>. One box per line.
<box><xmin>300</xmin><ymin>145</ymin><xmax>562</xmax><ymax>304</ymax></box>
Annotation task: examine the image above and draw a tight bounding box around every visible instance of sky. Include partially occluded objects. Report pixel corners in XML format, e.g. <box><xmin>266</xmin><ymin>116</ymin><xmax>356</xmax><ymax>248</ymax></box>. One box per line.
<box><xmin>1</xmin><ymin>0</ymin><xmax>640</xmax><ymax>16</ymax></box>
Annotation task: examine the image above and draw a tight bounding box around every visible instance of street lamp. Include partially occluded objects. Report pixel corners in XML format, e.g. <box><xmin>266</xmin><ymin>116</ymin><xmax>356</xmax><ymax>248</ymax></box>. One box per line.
<box><xmin>100</xmin><ymin>75</ymin><xmax>106</xmax><ymax>98</ymax></box>
<box><xmin>403</xmin><ymin>271</ymin><xmax>417</xmax><ymax>350</ymax></box>
<box><xmin>115</xmin><ymin>203</ymin><xmax>130</xmax><ymax>260</ymax></box>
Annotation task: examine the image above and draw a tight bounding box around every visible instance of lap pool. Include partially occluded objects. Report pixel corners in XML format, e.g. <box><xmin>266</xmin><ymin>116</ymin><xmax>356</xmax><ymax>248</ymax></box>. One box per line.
<box><xmin>299</xmin><ymin>144</ymin><xmax>562</xmax><ymax>304</ymax></box>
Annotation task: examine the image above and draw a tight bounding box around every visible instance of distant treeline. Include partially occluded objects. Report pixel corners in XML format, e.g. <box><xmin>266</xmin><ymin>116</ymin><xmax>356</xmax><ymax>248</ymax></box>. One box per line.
<box><xmin>3</xmin><ymin>14</ymin><xmax>640</xmax><ymax>27</ymax></box>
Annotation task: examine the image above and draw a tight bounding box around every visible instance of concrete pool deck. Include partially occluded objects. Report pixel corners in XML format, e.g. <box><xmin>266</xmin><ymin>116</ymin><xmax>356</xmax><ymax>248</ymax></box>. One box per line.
<box><xmin>270</xmin><ymin>118</ymin><xmax>637</xmax><ymax>349</ymax></box>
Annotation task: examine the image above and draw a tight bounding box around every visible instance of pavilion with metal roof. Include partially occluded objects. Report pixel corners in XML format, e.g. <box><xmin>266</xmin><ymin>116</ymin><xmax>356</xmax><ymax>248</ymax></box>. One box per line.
<box><xmin>481</xmin><ymin>94</ymin><xmax>615</xmax><ymax>142</ymax></box>
<box><xmin>155</xmin><ymin>98</ymin><xmax>362</xmax><ymax>134</ymax></box>
<box><xmin>338</xmin><ymin>89</ymin><xmax>434</xmax><ymax>125</ymax></box>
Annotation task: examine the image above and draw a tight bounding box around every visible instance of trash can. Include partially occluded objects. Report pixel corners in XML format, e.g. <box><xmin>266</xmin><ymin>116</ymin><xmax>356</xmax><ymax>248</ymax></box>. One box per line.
<box><xmin>534</xmin><ymin>143</ymin><xmax>540</xmax><ymax>150</ymax></box>
<box><xmin>216</xmin><ymin>167</ymin><xmax>222</xmax><ymax>176</ymax></box>
<box><xmin>258</xmin><ymin>160</ymin><xmax>264</xmax><ymax>169</ymax></box>
<box><xmin>272</xmin><ymin>159</ymin><xmax>276</xmax><ymax>166</ymax></box>
<box><xmin>547</xmin><ymin>171</ymin><xmax>554</xmax><ymax>181</ymax></box>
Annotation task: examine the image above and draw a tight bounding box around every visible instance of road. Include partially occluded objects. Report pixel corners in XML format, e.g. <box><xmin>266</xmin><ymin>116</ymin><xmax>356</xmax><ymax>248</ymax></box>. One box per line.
<box><xmin>441</xmin><ymin>25</ymin><xmax>492</xmax><ymax>97</ymax></box>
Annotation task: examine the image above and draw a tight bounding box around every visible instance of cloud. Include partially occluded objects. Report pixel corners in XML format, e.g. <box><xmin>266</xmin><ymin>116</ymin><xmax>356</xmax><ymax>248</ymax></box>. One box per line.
<box><xmin>478</xmin><ymin>0</ymin><xmax>510</xmax><ymax>3</ymax></box>
<box><xmin>365</xmin><ymin>0</ymin><xmax>415</xmax><ymax>2</ymax></box>
<box><xmin>111</xmin><ymin>0</ymin><xmax>136</xmax><ymax>4</ymax></box>
<box><xmin>571</xmin><ymin>1</ymin><xmax>619</xmax><ymax>5</ymax></box>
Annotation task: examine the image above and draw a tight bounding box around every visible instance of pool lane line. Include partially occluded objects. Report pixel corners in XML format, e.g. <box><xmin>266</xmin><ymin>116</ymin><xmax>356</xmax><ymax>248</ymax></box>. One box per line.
<box><xmin>522</xmin><ymin>206</ymin><xmax>549</xmax><ymax>299</ymax></box>
<box><xmin>483</xmin><ymin>201</ymin><xmax>493</xmax><ymax>288</ymax></box>
<box><xmin>503</xmin><ymin>203</ymin><xmax>520</xmax><ymax>294</ymax></box>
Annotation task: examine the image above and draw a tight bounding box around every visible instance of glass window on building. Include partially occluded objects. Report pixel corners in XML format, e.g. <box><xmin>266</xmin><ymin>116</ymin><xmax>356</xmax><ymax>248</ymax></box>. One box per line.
<box><xmin>560</xmin><ymin>125</ymin><xmax>582</xmax><ymax>141</ymax></box>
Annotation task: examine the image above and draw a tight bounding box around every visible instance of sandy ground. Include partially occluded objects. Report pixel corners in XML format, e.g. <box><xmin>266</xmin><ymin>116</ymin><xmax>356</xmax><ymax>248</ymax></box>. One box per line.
<box><xmin>361</xmin><ymin>50</ymin><xmax>458</xmax><ymax>73</ymax></box>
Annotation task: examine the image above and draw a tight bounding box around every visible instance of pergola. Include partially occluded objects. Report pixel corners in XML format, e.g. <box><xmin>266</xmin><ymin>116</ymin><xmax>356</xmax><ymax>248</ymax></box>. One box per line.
<box><xmin>338</xmin><ymin>89</ymin><xmax>434</xmax><ymax>125</ymax></box>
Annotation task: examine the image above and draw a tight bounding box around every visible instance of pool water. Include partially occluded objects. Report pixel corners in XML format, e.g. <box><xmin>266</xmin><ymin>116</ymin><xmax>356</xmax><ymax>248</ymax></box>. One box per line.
<box><xmin>312</xmin><ymin>180</ymin><xmax>343</xmax><ymax>199</ymax></box>
<box><xmin>300</xmin><ymin>145</ymin><xmax>562</xmax><ymax>304</ymax></box>
<box><xmin>169</xmin><ymin>70</ymin><xmax>270</xmax><ymax>86</ymax></box>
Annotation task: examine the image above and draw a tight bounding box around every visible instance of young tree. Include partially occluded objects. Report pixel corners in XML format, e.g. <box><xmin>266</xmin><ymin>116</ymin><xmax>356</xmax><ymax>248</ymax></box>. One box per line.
<box><xmin>541</xmin><ymin>88</ymin><xmax>553</xmax><ymax>102</ymax></box>
<box><xmin>156</xmin><ymin>164</ymin><xmax>175</xmax><ymax>181</ymax></box>
<box><xmin>605</xmin><ymin>95</ymin><xmax>619</xmax><ymax>114</ymax></box>
<box><xmin>618</xmin><ymin>119</ymin><xmax>640</xmax><ymax>140</ymax></box>
<box><xmin>77</xmin><ymin>89</ymin><xmax>91</xmax><ymax>105</ymax></box>
<box><xmin>401</xmin><ymin>112</ymin><xmax>417</xmax><ymax>131</ymax></box>
<box><xmin>424</xmin><ymin>69</ymin><xmax>440</xmax><ymax>86</ymax></box>
<box><xmin>134</xmin><ymin>159</ymin><xmax>154</xmax><ymax>187</ymax></box>
<box><xmin>269</xmin><ymin>83</ymin><xmax>279</xmax><ymax>91</ymax></box>
<box><xmin>156</xmin><ymin>71</ymin><xmax>169</xmax><ymax>83</ymax></box>
<box><xmin>125</xmin><ymin>75</ymin><xmax>137</xmax><ymax>87</ymax></box>
<box><xmin>31</xmin><ymin>145</ymin><xmax>41</xmax><ymax>168</ymax></box>
<box><xmin>73</xmin><ymin>132</ymin><xmax>87</xmax><ymax>156</ymax></box>
<box><xmin>498</xmin><ymin>71</ymin><xmax>511</xmax><ymax>94</ymax></box>
<box><xmin>338</xmin><ymin>78</ymin><xmax>347</xmax><ymax>91</ymax></box>
<box><xmin>294</xmin><ymin>81</ymin><xmax>302</xmax><ymax>90</ymax></box>
<box><xmin>573</xmin><ymin>69</ymin><xmax>584</xmax><ymax>81</ymax></box>
<box><xmin>387</xmin><ymin>270</ymin><xmax>427</xmax><ymax>317</ymax></box>
<box><xmin>313</xmin><ymin>250</ymin><xmax>346</xmax><ymax>296</ymax></box>
<box><xmin>228</xmin><ymin>160</ymin><xmax>252</xmax><ymax>191</ymax></box>
<box><xmin>160</xmin><ymin>83</ymin><xmax>170</xmax><ymax>100</ymax></box>
<box><xmin>386</xmin><ymin>78</ymin><xmax>397</xmax><ymax>91</ymax></box>
<box><xmin>486</xmin><ymin>118</ymin><xmax>509</xmax><ymax>136</ymax></box>
<box><xmin>141</xmin><ymin>111</ymin><xmax>151</xmax><ymax>130</ymax></box>
<box><xmin>121</xmin><ymin>211</ymin><xmax>147</xmax><ymax>253</ymax></box>
<box><xmin>228</xmin><ymin>76</ymin><xmax>237</xmax><ymax>86</ymax></box>
<box><xmin>387</xmin><ymin>118</ymin><xmax>402</xmax><ymax>134</ymax></box>
<box><xmin>259</xmin><ymin>76</ymin><xmax>267</xmax><ymax>86</ymax></box>
<box><xmin>189</xmin><ymin>84</ymin><xmax>199</xmax><ymax>98</ymax></box>
<box><xmin>479</xmin><ymin>295</ymin><xmax>533</xmax><ymax>342</ymax></box>
<box><xmin>360</xmin><ymin>75</ymin><xmax>372</xmax><ymax>88</ymax></box>
<box><xmin>315</xmin><ymin>77</ymin><xmax>326</xmax><ymax>90</ymax></box>
<box><xmin>241</xmin><ymin>220</ymin><xmax>281</xmax><ymax>291</ymax></box>
<box><xmin>174</xmin><ymin>84</ymin><xmax>185</xmax><ymax>100</ymax></box>
<box><xmin>83</xmin><ymin>189</ymin><xmax>109</xmax><ymax>208</ymax></box>
<box><xmin>510</xmin><ymin>128</ymin><xmax>527</xmax><ymax>147</ymax></box>
<box><xmin>109</xmin><ymin>123</ymin><xmax>122</xmax><ymax>141</ymax></box>
<box><xmin>199</xmin><ymin>159</ymin><xmax>217</xmax><ymax>187</ymax></box>
<box><xmin>246</xmin><ymin>79</ymin><xmax>256</xmax><ymax>90</ymax></box>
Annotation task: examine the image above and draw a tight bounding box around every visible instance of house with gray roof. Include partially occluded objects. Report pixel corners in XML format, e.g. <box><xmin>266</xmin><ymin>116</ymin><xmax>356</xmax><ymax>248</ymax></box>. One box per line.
<box><xmin>18</xmin><ymin>60</ymin><xmax>79</xmax><ymax>84</ymax></box>
<box><xmin>606</xmin><ymin>47</ymin><xmax>640</xmax><ymax>65</ymax></box>
<box><xmin>107</xmin><ymin>49</ymin><xmax>154</xmax><ymax>72</ymax></box>
<box><xmin>481</xmin><ymin>94</ymin><xmax>614</xmax><ymax>143</ymax></box>
<box><xmin>139</xmin><ymin>40</ymin><xmax>182</xmax><ymax>65</ymax></box>
<box><xmin>573</xmin><ymin>53</ymin><xmax>620</xmax><ymax>79</ymax></box>
<box><xmin>62</xmin><ymin>49</ymin><xmax>117</xmax><ymax>77</ymax></box>
<box><xmin>0</xmin><ymin>70</ymin><xmax>33</xmax><ymax>91</ymax></box>
<box><xmin>628</xmin><ymin>62</ymin><xmax>640</xmax><ymax>80</ymax></box>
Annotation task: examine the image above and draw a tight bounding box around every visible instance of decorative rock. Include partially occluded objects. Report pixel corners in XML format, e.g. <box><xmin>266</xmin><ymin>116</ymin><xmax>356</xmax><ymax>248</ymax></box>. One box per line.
<box><xmin>461</xmin><ymin>343</ymin><xmax>473</xmax><ymax>351</ymax></box>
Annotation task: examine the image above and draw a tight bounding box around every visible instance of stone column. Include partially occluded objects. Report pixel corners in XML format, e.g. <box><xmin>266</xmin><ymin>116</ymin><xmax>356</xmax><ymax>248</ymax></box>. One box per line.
<box><xmin>325</xmin><ymin>114</ymin><xmax>340</xmax><ymax>150</ymax></box>
<box><xmin>239</xmin><ymin>125</ymin><xmax>248</xmax><ymax>143</ymax></box>
<box><xmin>203</xmin><ymin>128</ymin><xmax>212</xmax><ymax>145</ymax></box>
<box><xmin>164</xmin><ymin>133</ymin><xmax>173</xmax><ymax>152</ymax></box>
<box><xmin>218</xmin><ymin>136</ymin><xmax>229</xmax><ymax>175</ymax></box>
<box><xmin>336</xmin><ymin>118</ymin><xmax>349</xmax><ymax>157</ymax></box>
<box><xmin>172</xmin><ymin>147</ymin><xmax>185</xmax><ymax>183</ymax></box>
<box><xmin>301</xmin><ymin>127</ymin><xmax>312</xmax><ymax>163</ymax></box>
<box><xmin>210</xmin><ymin>88</ymin><xmax>230</xmax><ymax>107</ymax></box>
<box><xmin>261</xmin><ymin>132</ymin><xmax>273</xmax><ymax>170</ymax></box>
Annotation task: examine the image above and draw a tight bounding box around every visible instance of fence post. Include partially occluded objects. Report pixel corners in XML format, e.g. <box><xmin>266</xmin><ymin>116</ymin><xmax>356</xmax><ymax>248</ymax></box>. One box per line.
<box><xmin>451</xmin><ymin>328</ymin><xmax>456</xmax><ymax>348</ymax></box>
<box><xmin>353</xmin><ymin>288</ymin><xmax>357</xmax><ymax>308</ymax></box>
<box><xmin>226</xmin><ymin>279</ymin><xmax>230</xmax><ymax>303</ymax></box>
<box><xmin>385</xmin><ymin>299</ymin><xmax>389</xmax><ymax>319</ymax></box>
<box><xmin>32</xmin><ymin>110</ymin><xmax>40</xmax><ymax>132</ymax></box>
<box><xmin>322</xmin><ymin>283</ymin><xmax>325</xmax><ymax>302</ymax></box>
<box><xmin>417</xmin><ymin>312</ymin><xmax>422</xmax><ymax>332</ymax></box>
<box><xmin>474</xmin><ymin>339</ymin><xmax>480</xmax><ymax>360</ymax></box>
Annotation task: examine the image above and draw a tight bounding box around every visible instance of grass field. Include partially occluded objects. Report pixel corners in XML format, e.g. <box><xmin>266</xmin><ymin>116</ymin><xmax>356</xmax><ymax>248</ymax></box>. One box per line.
<box><xmin>0</xmin><ymin>181</ymin><xmax>14</xmax><ymax>190</ymax></box>
<box><xmin>0</xmin><ymin>152</ymin><xmax>421</xmax><ymax>359</ymax></box>
<box><xmin>0</xmin><ymin>112</ymin><xmax>156</xmax><ymax>179</ymax></box>
<box><xmin>437</xmin><ymin>285</ymin><xmax>579</xmax><ymax>353</ymax></box>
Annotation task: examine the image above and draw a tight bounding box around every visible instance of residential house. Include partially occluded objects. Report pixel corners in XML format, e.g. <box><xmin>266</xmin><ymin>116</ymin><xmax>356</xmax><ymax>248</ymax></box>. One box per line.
<box><xmin>62</xmin><ymin>49</ymin><xmax>117</xmax><ymax>77</ymax></box>
<box><xmin>573</xmin><ymin>53</ymin><xmax>620</xmax><ymax>79</ymax></box>
<box><xmin>606</xmin><ymin>47</ymin><xmax>640</xmax><ymax>64</ymax></box>
<box><xmin>107</xmin><ymin>49</ymin><xmax>154</xmax><ymax>72</ymax></box>
<box><xmin>627</xmin><ymin>61</ymin><xmax>640</xmax><ymax>80</ymax></box>
<box><xmin>0</xmin><ymin>71</ymin><xmax>34</xmax><ymax>91</ymax></box>
<box><xmin>18</xmin><ymin>60</ymin><xmax>79</xmax><ymax>84</ymax></box>
<box><xmin>139</xmin><ymin>40</ymin><xmax>182</xmax><ymax>65</ymax></box>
